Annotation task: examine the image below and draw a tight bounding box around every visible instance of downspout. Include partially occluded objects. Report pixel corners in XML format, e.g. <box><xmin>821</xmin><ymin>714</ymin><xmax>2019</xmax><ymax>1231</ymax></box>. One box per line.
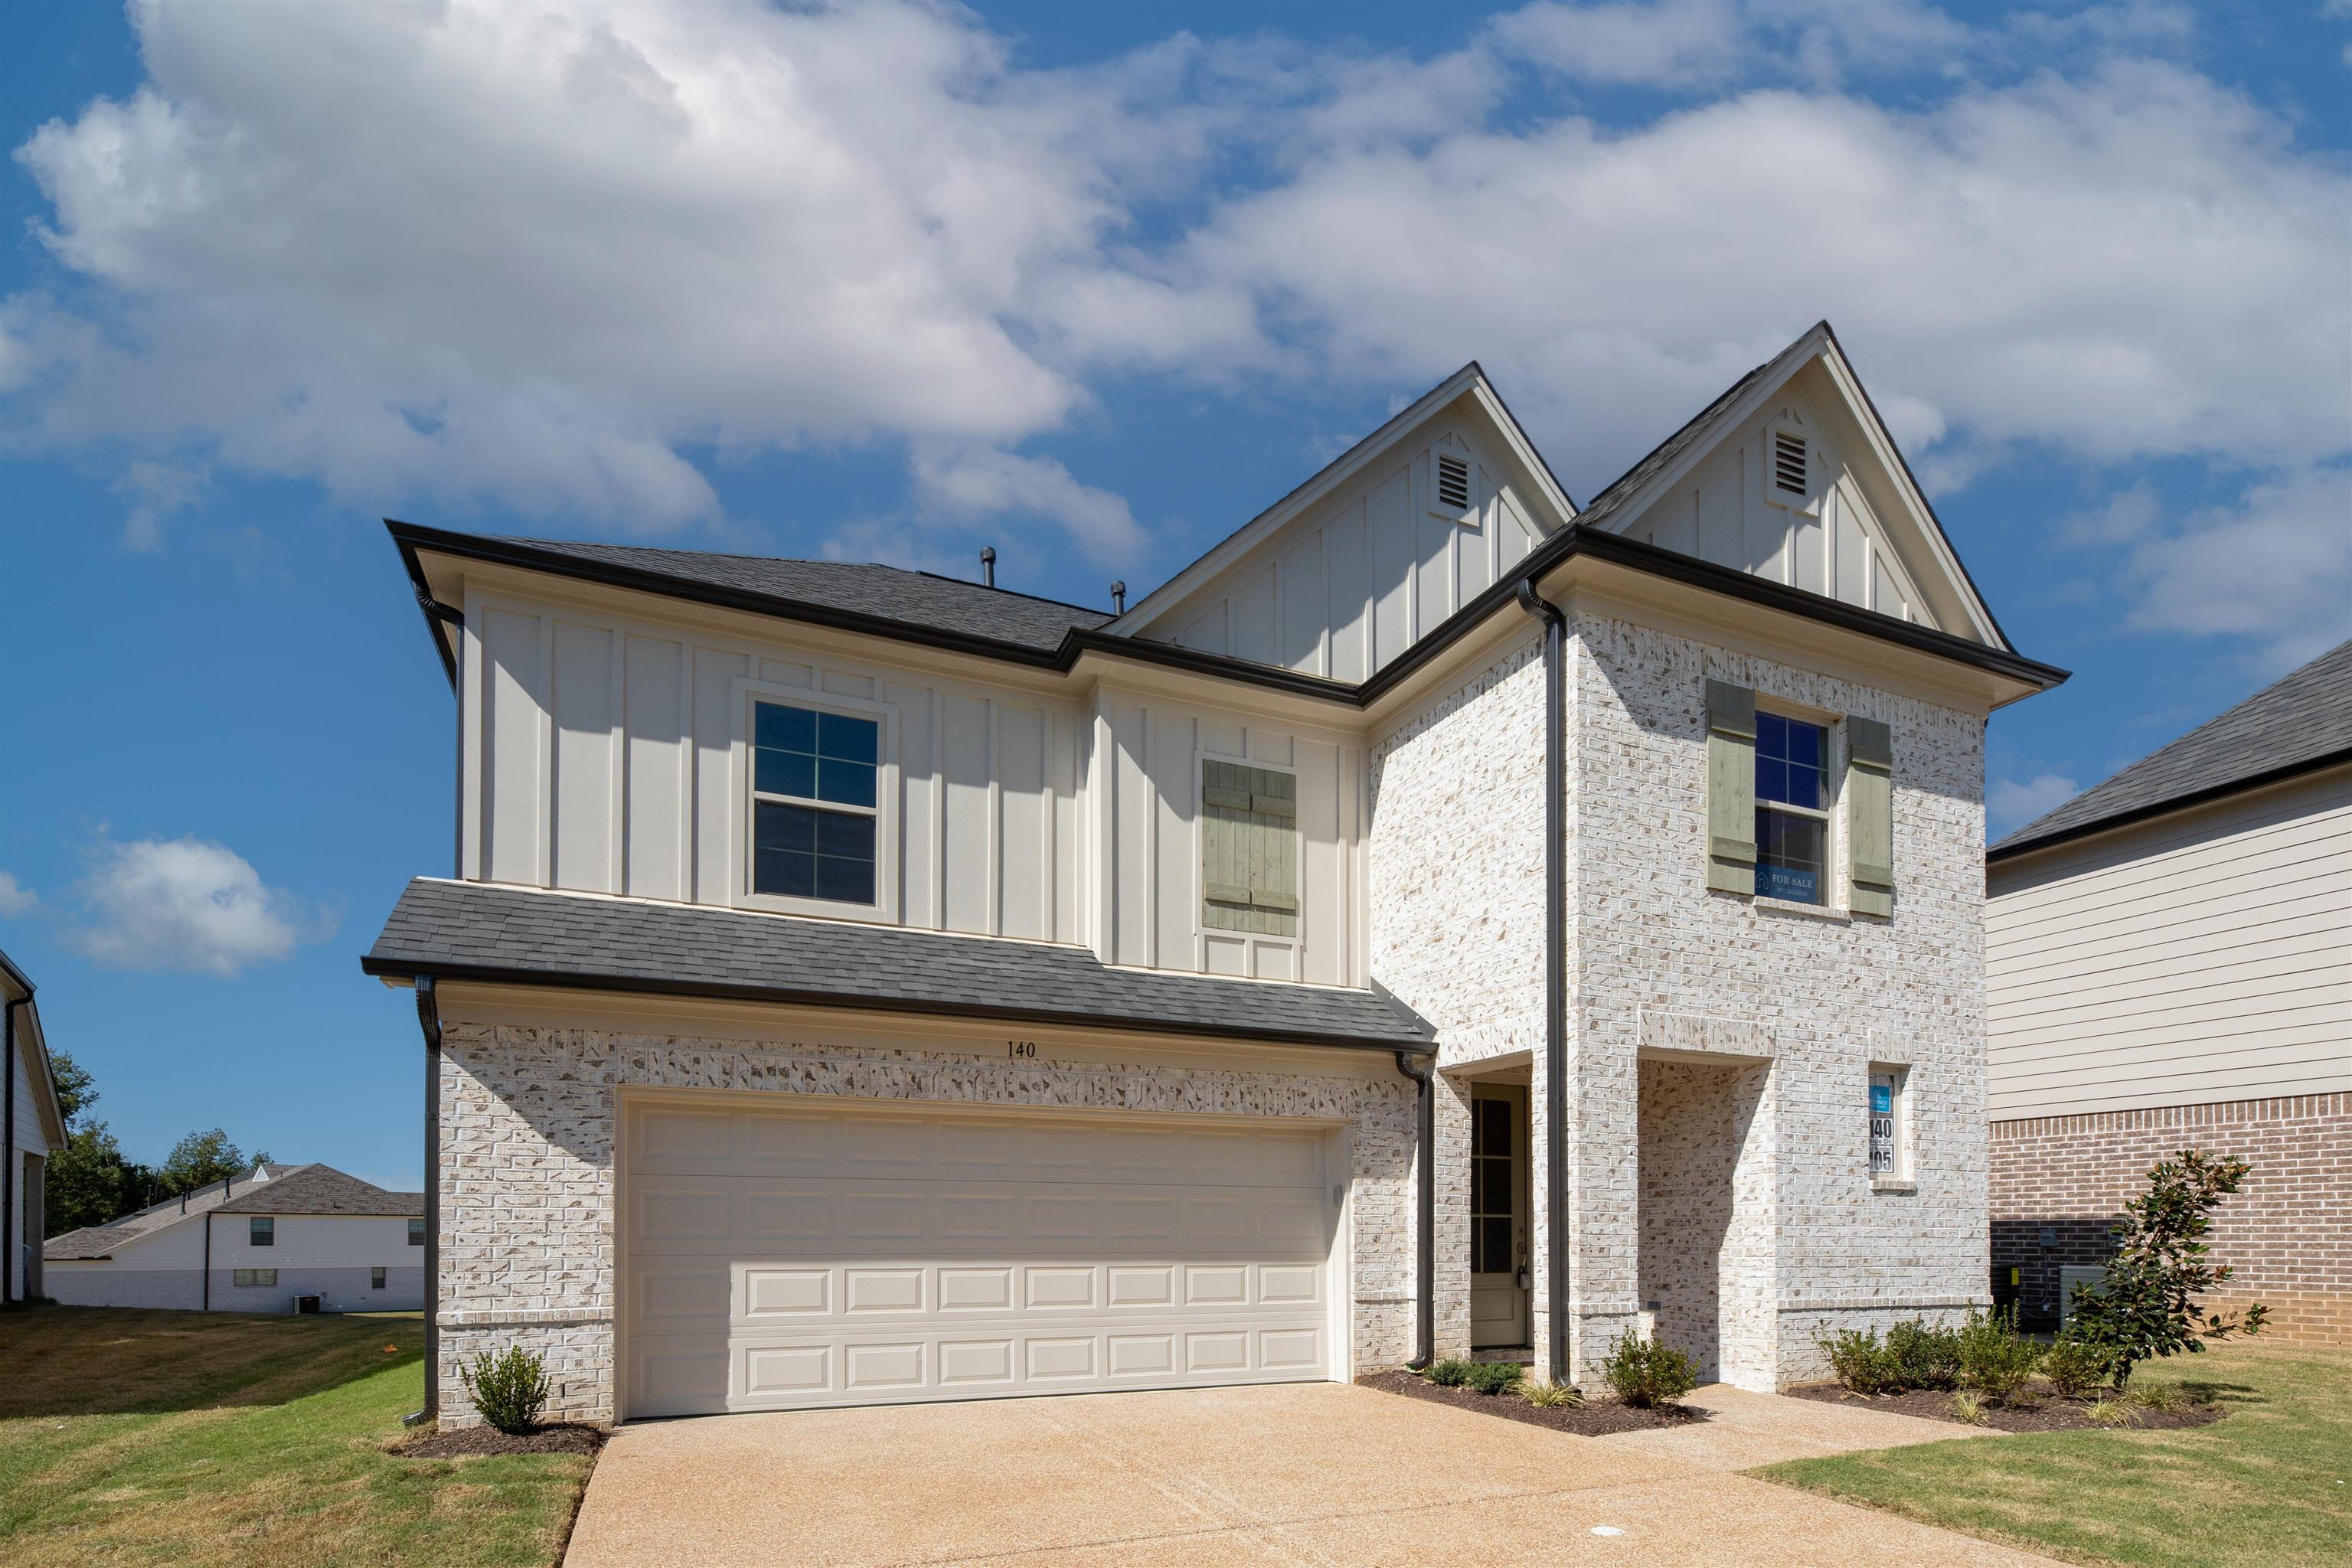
<box><xmin>1390</xmin><ymin>1050</ymin><xmax>1435</xmax><ymax>1370</ymax></box>
<box><xmin>1515</xmin><ymin>580</ymin><xmax>1570</xmax><ymax>1385</ymax></box>
<box><xmin>407</xmin><ymin>975</ymin><xmax>443</xmax><ymax>1425</ymax></box>
<box><xmin>4</xmin><ymin>995</ymin><xmax>19</xmax><ymax>1302</ymax></box>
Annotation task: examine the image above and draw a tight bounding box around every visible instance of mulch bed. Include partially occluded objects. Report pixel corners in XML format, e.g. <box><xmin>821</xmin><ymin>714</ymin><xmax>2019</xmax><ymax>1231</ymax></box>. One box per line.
<box><xmin>392</xmin><ymin>1422</ymin><xmax>609</xmax><ymax>1459</ymax></box>
<box><xmin>1785</xmin><ymin>1383</ymin><xmax>2226</xmax><ymax>1434</ymax></box>
<box><xmin>1357</xmin><ymin>1369</ymin><xmax>1705</xmax><ymax>1436</ymax></box>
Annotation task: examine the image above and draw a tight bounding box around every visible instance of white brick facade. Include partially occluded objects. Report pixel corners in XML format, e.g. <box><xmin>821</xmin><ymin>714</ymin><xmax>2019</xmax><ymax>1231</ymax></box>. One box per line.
<box><xmin>434</xmin><ymin>1022</ymin><xmax>1416</xmax><ymax>1428</ymax></box>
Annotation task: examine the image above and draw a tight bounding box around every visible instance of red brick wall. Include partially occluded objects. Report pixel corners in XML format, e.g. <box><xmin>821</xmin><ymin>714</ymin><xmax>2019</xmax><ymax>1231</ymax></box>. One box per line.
<box><xmin>1989</xmin><ymin>1093</ymin><xmax>2349</xmax><ymax>1346</ymax></box>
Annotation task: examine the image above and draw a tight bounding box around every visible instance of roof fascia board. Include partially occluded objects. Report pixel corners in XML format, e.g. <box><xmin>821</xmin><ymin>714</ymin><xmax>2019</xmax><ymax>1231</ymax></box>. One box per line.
<box><xmin>1108</xmin><ymin>364</ymin><xmax>1492</xmax><ymax>634</ymax></box>
<box><xmin>1988</xmin><ymin>750</ymin><xmax>2352</xmax><ymax>864</ymax></box>
<box><xmin>361</xmin><ymin>954</ymin><xmax>1431</xmax><ymax>1055</ymax></box>
<box><xmin>1465</xmin><ymin>380</ymin><xmax>1579</xmax><ymax>527</ymax></box>
<box><xmin>1814</xmin><ymin>335</ymin><xmax>2005</xmax><ymax>648</ymax></box>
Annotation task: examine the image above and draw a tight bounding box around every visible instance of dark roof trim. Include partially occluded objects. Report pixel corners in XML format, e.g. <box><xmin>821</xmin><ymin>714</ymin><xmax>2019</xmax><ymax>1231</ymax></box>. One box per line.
<box><xmin>361</xmin><ymin>952</ymin><xmax>1434</xmax><ymax>1056</ymax></box>
<box><xmin>393</xmin><ymin>517</ymin><xmax>2063</xmax><ymax>707</ymax></box>
<box><xmin>1987</xmin><ymin>745</ymin><xmax>2352</xmax><ymax>865</ymax></box>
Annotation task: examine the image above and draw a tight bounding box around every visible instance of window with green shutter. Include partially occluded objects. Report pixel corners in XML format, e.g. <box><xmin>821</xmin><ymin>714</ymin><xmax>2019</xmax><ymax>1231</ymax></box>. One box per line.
<box><xmin>1200</xmin><ymin>760</ymin><xmax>1299</xmax><ymax>937</ymax></box>
<box><xmin>1846</xmin><ymin>714</ymin><xmax>1894</xmax><ymax>916</ymax></box>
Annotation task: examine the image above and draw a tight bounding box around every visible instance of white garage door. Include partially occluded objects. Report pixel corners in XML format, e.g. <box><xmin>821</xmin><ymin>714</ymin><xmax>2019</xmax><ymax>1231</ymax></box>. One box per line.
<box><xmin>622</xmin><ymin>1096</ymin><xmax>1341</xmax><ymax>1418</ymax></box>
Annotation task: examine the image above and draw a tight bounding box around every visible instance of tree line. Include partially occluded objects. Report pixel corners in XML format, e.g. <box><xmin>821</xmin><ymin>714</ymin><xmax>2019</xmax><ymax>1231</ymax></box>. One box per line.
<box><xmin>44</xmin><ymin>1051</ymin><xmax>273</xmax><ymax>1236</ymax></box>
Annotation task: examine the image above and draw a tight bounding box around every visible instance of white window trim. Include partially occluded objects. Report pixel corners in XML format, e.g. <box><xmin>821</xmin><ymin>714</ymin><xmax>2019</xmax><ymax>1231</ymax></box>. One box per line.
<box><xmin>1867</xmin><ymin>1062</ymin><xmax>1913</xmax><ymax>1187</ymax></box>
<box><xmin>1427</xmin><ymin>442</ymin><xmax>1478</xmax><ymax>524</ymax></box>
<box><xmin>1760</xmin><ymin>416</ymin><xmax>1819</xmax><ymax>515</ymax></box>
<box><xmin>729</xmin><ymin>678</ymin><xmax>903</xmax><ymax>924</ymax></box>
<box><xmin>1754</xmin><ymin>704</ymin><xmax>1841</xmax><ymax>910</ymax></box>
<box><xmin>1191</xmin><ymin>746</ymin><xmax>1303</xmax><ymax>948</ymax></box>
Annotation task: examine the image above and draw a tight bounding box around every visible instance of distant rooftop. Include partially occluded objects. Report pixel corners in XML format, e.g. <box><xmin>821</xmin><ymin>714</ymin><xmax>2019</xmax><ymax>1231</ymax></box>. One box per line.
<box><xmin>44</xmin><ymin>1163</ymin><xmax>423</xmax><ymax>1260</ymax></box>
<box><xmin>1992</xmin><ymin>638</ymin><xmax>2352</xmax><ymax>859</ymax></box>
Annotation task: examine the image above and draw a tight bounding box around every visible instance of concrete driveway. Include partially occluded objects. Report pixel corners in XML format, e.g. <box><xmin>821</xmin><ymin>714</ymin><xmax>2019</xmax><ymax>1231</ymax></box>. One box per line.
<box><xmin>564</xmin><ymin>1383</ymin><xmax>2056</xmax><ymax>1568</ymax></box>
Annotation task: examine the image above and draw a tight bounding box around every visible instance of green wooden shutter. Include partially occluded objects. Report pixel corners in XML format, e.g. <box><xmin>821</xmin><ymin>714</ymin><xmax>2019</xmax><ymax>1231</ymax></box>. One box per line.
<box><xmin>1847</xmin><ymin>715</ymin><xmax>1894</xmax><ymax>916</ymax></box>
<box><xmin>1200</xmin><ymin>761</ymin><xmax>1298</xmax><ymax>936</ymax></box>
<box><xmin>1704</xmin><ymin>678</ymin><xmax>1756</xmax><ymax>894</ymax></box>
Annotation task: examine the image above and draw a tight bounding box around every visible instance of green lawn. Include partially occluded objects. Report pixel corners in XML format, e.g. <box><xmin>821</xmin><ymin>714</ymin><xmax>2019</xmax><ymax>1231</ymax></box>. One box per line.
<box><xmin>0</xmin><ymin>1305</ymin><xmax>593</xmax><ymax>1567</ymax></box>
<box><xmin>1755</xmin><ymin>1339</ymin><xmax>2352</xmax><ymax>1568</ymax></box>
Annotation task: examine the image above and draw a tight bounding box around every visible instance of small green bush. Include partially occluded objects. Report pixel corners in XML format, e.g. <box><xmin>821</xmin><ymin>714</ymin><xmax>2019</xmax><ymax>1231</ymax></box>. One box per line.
<box><xmin>1885</xmin><ymin>1318</ymin><xmax>1963</xmax><ymax>1392</ymax></box>
<box><xmin>1956</xmin><ymin>1309</ymin><xmax>2040</xmax><ymax>1402</ymax></box>
<box><xmin>2040</xmin><ymin>1333</ymin><xmax>2109</xmax><ymax>1400</ymax></box>
<box><xmin>1463</xmin><ymin>1361</ymin><xmax>1524</xmax><ymax>1396</ymax></box>
<box><xmin>462</xmin><ymin>1345</ymin><xmax>552</xmax><ymax>1436</ymax></box>
<box><xmin>1523</xmin><ymin>1378</ymin><xmax>1582</xmax><ymax>1408</ymax></box>
<box><xmin>1602</xmin><ymin>1329</ymin><xmax>1697</xmax><ymax>1409</ymax></box>
<box><xmin>1818</xmin><ymin>1327</ymin><xmax>1900</xmax><ymax>1395</ymax></box>
<box><xmin>1426</xmin><ymin>1357</ymin><xmax>1475</xmax><ymax>1387</ymax></box>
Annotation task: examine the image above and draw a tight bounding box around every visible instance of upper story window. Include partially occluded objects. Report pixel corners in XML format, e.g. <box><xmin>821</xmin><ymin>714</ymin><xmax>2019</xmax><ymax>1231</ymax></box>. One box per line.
<box><xmin>1200</xmin><ymin>760</ymin><xmax>1298</xmax><ymax>937</ymax></box>
<box><xmin>752</xmin><ymin>701</ymin><xmax>880</xmax><ymax>906</ymax></box>
<box><xmin>408</xmin><ymin>1217</ymin><xmax>426</xmax><ymax>1247</ymax></box>
<box><xmin>1754</xmin><ymin>711</ymin><xmax>1829</xmax><ymax>904</ymax></box>
<box><xmin>249</xmin><ymin>1216</ymin><xmax>275</xmax><ymax>1247</ymax></box>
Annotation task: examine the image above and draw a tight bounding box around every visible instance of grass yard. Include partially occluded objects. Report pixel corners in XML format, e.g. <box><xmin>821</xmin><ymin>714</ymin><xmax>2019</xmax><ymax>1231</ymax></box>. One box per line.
<box><xmin>1756</xmin><ymin>1338</ymin><xmax>2352</xmax><ymax>1568</ymax></box>
<box><xmin>0</xmin><ymin>1305</ymin><xmax>593</xmax><ymax>1567</ymax></box>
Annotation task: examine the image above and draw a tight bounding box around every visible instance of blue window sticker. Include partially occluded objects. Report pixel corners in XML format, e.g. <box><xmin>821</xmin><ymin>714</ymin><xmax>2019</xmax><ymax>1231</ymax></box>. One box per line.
<box><xmin>1871</xmin><ymin>1083</ymin><xmax>1894</xmax><ymax>1115</ymax></box>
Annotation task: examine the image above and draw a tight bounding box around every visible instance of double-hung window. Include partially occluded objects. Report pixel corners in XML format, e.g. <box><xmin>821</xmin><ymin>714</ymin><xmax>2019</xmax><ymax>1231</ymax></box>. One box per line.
<box><xmin>408</xmin><ymin>1218</ymin><xmax>425</xmax><ymax>1248</ymax></box>
<box><xmin>371</xmin><ymin>1266</ymin><xmax>387</xmax><ymax>1290</ymax></box>
<box><xmin>233</xmin><ymin>1268</ymin><xmax>277</xmax><ymax>1288</ymax></box>
<box><xmin>751</xmin><ymin>701</ymin><xmax>880</xmax><ymax>906</ymax></box>
<box><xmin>1754</xmin><ymin>711</ymin><xmax>1830</xmax><ymax>904</ymax></box>
<box><xmin>250</xmin><ymin>1216</ymin><xmax>275</xmax><ymax>1247</ymax></box>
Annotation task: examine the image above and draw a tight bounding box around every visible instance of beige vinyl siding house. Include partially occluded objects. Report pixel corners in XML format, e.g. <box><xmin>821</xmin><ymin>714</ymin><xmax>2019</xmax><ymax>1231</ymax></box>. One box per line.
<box><xmin>2</xmin><ymin>949</ymin><xmax>67</xmax><ymax>1303</ymax></box>
<box><xmin>1987</xmin><ymin>641</ymin><xmax>2352</xmax><ymax>1342</ymax></box>
<box><xmin>368</xmin><ymin>321</ymin><xmax>2069</xmax><ymax>1428</ymax></box>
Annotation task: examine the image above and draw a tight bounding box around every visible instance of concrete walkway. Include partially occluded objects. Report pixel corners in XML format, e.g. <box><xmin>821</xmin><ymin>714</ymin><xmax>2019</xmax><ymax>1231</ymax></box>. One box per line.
<box><xmin>564</xmin><ymin>1382</ymin><xmax>2051</xmax><ymax>1568</ymax></box>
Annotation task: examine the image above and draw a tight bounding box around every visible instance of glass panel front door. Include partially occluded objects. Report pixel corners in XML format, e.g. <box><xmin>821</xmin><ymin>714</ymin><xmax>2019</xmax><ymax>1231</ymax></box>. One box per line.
<box><xmin>1468</xmin><ymin>1083</ymin><xmax>1530</xmax><ymax>1348</ymax></box>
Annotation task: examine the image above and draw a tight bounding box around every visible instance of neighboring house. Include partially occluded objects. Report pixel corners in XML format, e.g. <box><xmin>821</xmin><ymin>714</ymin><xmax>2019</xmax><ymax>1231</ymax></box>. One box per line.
<box><xmin>364</xmin><ymin>320</ymin><xmax>2067</xmax><ymax>1428</ymax></box>
<box><xmin>2</xmin><ymin>949</ymin><xmax>68</xmax><ymax>1303</ymax></box>
<box><xmin>45</xmin><ymin>1162</ymin><xmax>426</xmax><ymax>1312</ymax></box>
<box><xmin>1987</xmin><ymin>641</ymin><xmax>2351</xmax><ymax>1344</ymax></box>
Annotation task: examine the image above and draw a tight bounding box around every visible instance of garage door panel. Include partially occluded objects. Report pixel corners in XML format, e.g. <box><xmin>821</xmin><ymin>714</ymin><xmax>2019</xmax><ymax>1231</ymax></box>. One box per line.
<box><xmin>625</xmin><ymin>1100</ymin><xmax>1338</xmax><ymax>1416</ymax></box>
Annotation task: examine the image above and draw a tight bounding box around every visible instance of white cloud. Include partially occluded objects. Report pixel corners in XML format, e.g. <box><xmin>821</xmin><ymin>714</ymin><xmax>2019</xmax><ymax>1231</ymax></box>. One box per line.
<box><xmin>1991</xmin><ymin>773</ymin><xmax>2082</xmax><ymax>834</ymax></box>
<box><xmin>2</xmin><ymin>0</ymin><xmax>2346</xmax><ymax>598</ymax></box>
<box><xmin>0</xmin><ymin>871</ymin><xmax>40</xmax><ymax>918</ymax></box>
<box><xmin>2117</xmin><ymin>466</ymin><xmax>2352</xmax><ymax>674</ymax></box>
<box><xmin>63</xmin><ymin>837</ymin><xmax>336</xmax><ymax>976</ymax></box>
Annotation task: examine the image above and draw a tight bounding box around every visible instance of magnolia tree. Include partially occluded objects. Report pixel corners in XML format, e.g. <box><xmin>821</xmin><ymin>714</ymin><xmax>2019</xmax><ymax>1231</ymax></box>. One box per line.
<box><xmin>2067</xmin><ymin>1148</ymin><xmax>2268</xmax><ymax>1389</ymax></box>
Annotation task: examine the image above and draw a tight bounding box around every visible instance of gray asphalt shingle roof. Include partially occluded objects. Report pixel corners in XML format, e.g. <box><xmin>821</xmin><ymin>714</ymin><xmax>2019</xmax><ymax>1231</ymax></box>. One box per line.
<box><xmin>44</xmin><ymin>1164</ymin><xmax>423</xmax><ymax>1260</ymax></box>
<box><xmin>364</xmin><ymin>879</ymin><xmax>1432</xmax><ymax>1050</ymax></box>
<box><xmin>1993</xmin><ymin>639</ymin><xmax>2352</xmax><ymax>858</ymax></box>
<box><xmin>502</xmin><ymin>538</ymin><xmax>1113</xmax><ymax>654</ymax></box>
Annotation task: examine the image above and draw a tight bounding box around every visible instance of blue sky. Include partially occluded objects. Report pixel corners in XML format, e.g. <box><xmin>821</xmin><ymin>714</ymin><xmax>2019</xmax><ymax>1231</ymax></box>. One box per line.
<box><xmin>2</xmin><ymin>1</ymin><xmax>2346</xmax><ymax>1193</ymax></box>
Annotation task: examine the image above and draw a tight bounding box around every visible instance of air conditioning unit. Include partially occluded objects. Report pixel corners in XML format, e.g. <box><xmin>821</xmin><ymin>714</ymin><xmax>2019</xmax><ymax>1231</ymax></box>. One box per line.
<box><xmin>293</xmin><ymin>1294</ymin><xmax>323</xmax><ymax>1315</ymax></box>
<box><xmin>2056</xmin><ymin>1266</ymin><xmax>2105</xmax><ymax>1330</ymax></box>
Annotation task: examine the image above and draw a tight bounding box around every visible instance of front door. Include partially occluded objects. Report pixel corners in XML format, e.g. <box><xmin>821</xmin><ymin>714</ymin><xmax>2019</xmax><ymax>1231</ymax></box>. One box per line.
<box><xmin>1468</xmin><ymin>1084</ymin><xmax>1529</xmax><ymax>1348</ymax></box>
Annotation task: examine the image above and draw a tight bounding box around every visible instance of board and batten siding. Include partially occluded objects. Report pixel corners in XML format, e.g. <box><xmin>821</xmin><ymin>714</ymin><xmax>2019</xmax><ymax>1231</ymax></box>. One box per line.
<box><xmin>462</xmin><ymin>590</ymin><xmax>1368</xmax><ymax>985</ymax></box>
<box><xmin>1611</xmin><ymin>387</ymin><xmax>1926</xmax><ymax>626</ymax></box>
<box><xmin>8</xmin><ymin>1043</ymin><xmax>54</xmax><ymax>1300</ymax></box>
<box><xmin>1135</xmin><ymin>427</ymin><xmax>1549</xmax><ymax>681</ymax></box>
<box><xmin>1986</xmin><ymin>764</ymin><xmax>2352</xmax><ymax>1119</ymax></box>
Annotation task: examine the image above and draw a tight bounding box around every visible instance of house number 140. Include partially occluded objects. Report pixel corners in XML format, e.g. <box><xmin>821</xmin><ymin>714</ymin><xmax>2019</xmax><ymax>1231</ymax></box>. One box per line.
<box><xmin>1007</xmin><ymin>1040</ymin><xmax>1037</xmax><ymax>1059</ymax></box>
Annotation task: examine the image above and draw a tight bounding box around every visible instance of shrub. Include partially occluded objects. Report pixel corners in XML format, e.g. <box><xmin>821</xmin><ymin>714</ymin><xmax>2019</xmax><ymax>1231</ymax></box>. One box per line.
<box><xmin>2040</xmin><ymin>1333</ymin><xmax>2109</xmax><ymax>1400</ymax></box>
<box><xmin>462</xmin><ymin>1345</ymin><xmax>552</xmax><ymax>1436</ymax></box>
<box><xmin>1463</xmin><ymin>1361</ymin><xmax>1524</xmax><ymax>1396</ymax></box>
<box><xmin>1885</xmin><ymin>1318</ymin><xmax>1963</xmax><ymax>1392</ymax></box>
<box><xmin>2067</xmin><ymin>1148</ymin><xmax>2268</xmax><ymax>1389</ymax></box>
<box><xmin>2131</xmin><ymin>1380</ymin><xmax>2190</xmax><ymax>1413</ymax></box>
<box><xmin>1524</xmin><ymin>1378</ymin><xmax>1582</xmax><ymax>1408</ymax></box>
<box><xmin>1603</xmin><ymin>1329</ymin><xmax>1697</xmax><ymax>1409</ymax></box>
<box><xmin>1818</xmin><ymin>1327</ymin><xmax>1899</xmax><ymax>1395</ymax></box>
<box><xmin>2086</xmin><ymin>1397</ymin><xmax>2139</xmax><ymax>1428</ymax></box>
<box><xmin>1947</xmin><ymin>1390</ymin><xmax>1989</xmax><ymax>1426</ymax></box>
<box><xmin>1956</xmin><ymin>1309</ymin><xmax>2040</xmax><ymax>1402</ymax></box>
<box><xmin>1426</xmin><ymin>1357</ymin><xmax>1475</xmax><ymax>1387</ymax></box>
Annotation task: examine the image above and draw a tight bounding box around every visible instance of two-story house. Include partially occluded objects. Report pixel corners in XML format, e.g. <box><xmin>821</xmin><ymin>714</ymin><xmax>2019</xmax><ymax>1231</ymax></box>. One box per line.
<box><xmin>364</xmin><ymin>322</ymin><xmax>2066</xmax><ymax>1428</ymax></box>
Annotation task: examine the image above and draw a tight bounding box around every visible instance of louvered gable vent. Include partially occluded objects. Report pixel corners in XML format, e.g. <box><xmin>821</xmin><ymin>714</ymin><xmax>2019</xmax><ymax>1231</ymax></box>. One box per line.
<box><xmin>1772</xmin><ymin>430</ymin><xmax>1807</xmax><ymax>496</ymax></box>
<box><xmin>1435</xmin><ymin>450</ymin><xmax>1472</xmax><ymax>513</ymax></box>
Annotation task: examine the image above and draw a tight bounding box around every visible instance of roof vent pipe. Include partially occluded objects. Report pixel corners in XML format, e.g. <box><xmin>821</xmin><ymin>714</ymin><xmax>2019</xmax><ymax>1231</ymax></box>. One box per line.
<box><xmin>1110</xmin><ymin>580</ymin><xmax>1125</xmax><ymax>613</ymax></box>
<box><xmin>979</xmin><ymin>546</ymin><xmax>996</xmax><ymax>588</ymax></box>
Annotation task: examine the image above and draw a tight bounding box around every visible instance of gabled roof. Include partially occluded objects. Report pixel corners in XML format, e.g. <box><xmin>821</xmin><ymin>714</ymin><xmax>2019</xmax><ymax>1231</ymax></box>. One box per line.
<box><xmin>1573</xmin><ymin>321</ymin><xmax>2012</xmax><ymax>652</ymax></box>
<box><xmin>502</xmin><ymin>539</ymin><xmax>1112</xmax><ymax>653</ymax></box>
<box><xmin>364</xmin><ymin>877</ymin><xmax>1432</xmax><ymax>1051</ymax></box>
<box><xmin>44</xmin><ymin>1163</ymin><xmax>423</xmax><ymax>1261</ymax></box>
<box><xmin>1</xmin><ymin>946</ymin><xmax>71</xmax><ymax>1150</ymax></box>
<box><xmin>1992</xmin><ymin>639</ymin><xmax>2352</xmax><ymax>861</ymax></box>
